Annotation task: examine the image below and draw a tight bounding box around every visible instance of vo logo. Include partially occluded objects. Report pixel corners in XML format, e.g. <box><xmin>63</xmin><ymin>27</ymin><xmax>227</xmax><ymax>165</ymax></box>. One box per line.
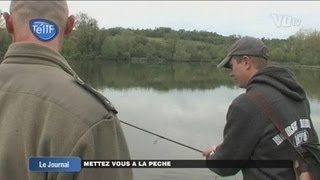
<box><xmin>270</xmin><ymin>13</ymin><xmax>301</xmax><ymax>28</ymax></box>
<box><xmin>30</xmin><ymin>19</ymin><xmax>58</xmax><ymax>41</ymax></box>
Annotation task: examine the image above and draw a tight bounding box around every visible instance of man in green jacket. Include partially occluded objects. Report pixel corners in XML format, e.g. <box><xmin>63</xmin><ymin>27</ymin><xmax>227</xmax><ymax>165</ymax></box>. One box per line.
<box><xmin>0</xmin><ymin>1</ymin><xmax>132</xmax><ymax>179</ymax></box>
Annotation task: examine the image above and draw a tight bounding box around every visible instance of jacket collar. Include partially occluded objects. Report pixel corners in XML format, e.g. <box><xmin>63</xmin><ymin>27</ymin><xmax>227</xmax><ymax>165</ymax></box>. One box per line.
<box><xmin>2</xmin><ymin>42</ymin><xmax>77</xmax><ymax>77</ymax></box>
<box><xmin>2</xmin><ymin>42</ymin><xmax>118</xmax><ymax>113</ymax></box>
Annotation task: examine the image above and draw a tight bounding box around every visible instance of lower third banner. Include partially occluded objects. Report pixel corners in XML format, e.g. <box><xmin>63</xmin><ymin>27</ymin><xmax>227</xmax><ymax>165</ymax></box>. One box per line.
<box><xmin>29</xmin><ymin>158</ymin><xmax>293</xmax><ymax>172</ymax></box>
<box><xmin>81</xmin><ymin>160</ymin><xmax>293</xmax><ymax>168</ymax></box>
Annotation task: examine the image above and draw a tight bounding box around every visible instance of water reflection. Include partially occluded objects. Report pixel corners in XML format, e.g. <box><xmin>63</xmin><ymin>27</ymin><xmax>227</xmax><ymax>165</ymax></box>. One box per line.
<box><xmin>290</xmin><ymin>67</ymin><xmax>320</xmax><ymax>100</ymax></box>
<box><xmin>69</xmin><ymin>61</ymin><xmax>320</xmax><ymax>180</ymax></box>
<box><xmin>69</xmin><ymin>60</ymin><xmax>320</xmax><ymax>100</ymax></box>
<box><xmin>103</xmin><ymin>87</ymin><xmax>244</xmax><ymax>180</ymax></box>
<box><xmin>69</xmin><ymin>61</ymin><xmax>235</xmax><ymax>91</ymax></box>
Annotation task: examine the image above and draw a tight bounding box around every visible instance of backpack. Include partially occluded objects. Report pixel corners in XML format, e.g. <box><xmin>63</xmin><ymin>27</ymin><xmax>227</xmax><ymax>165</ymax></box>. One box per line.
<box><xmin>247</xmin><ymin>91</ymin><xmax>320</xmax><ymax>180</ymax></box>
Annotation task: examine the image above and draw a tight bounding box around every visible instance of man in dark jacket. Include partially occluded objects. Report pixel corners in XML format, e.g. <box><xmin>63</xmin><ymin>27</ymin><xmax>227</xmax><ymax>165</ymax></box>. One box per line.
<box><xmin>203</xmin><ymin>36</ymin><xmax>319</xmax><ymax>179</ymax></box>
<box><xmin>0</xmin><ymin>1</ymin><xmax>132</xmax><ymax>179</ymax></box>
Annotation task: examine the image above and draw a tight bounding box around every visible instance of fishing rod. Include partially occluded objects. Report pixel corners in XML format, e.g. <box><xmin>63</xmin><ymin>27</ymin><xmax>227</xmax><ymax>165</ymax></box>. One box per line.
<box><xmin>120</xmin><ymin>120</ymin><xmax>203</xmax><ymax>153</ymax></box>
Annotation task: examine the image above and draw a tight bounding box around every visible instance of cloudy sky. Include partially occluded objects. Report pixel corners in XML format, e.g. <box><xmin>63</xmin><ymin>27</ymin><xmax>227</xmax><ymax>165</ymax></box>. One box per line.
<box><xmin>1</xmin><ymin>1</ymin><xmax>320</xmax><ymax>39</ymax></box>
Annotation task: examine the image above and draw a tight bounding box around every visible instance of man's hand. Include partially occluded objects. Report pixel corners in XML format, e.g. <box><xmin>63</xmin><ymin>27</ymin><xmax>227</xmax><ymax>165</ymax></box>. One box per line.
<box><xmin>202</xmin><ymin>146</ymin><xmax>217</xmax><ymax>159</ymax></box>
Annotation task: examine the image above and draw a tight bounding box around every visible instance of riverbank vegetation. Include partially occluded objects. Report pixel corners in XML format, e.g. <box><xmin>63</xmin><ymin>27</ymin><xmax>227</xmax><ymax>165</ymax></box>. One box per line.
<box><xmin>1</xmin><ymin>12</ymin><xmax>320</xmax><ymax>66</ymax></box>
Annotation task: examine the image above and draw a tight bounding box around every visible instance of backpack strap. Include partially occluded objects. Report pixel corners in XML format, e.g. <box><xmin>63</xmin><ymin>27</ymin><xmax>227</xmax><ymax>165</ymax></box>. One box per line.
<box><xmin>247</xmin><ymin>91</ymin><xmax>308</xmax><ymax>173</ymax></box>
<box><xmin>74</xmin><ymin>76</ymin><xmax>118</xmax><ymax>114</ymax></box>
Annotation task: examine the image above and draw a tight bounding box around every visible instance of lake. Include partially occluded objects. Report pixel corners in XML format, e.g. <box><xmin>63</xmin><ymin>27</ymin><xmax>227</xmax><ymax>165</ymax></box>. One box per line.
<box><xmin>69</xmin><ymin>61</ymin><xmax>320</xmax><ymax>180</ymax></box>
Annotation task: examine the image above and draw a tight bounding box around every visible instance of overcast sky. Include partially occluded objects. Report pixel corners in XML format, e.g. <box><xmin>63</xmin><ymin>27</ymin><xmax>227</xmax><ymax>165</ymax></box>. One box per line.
<box><xmin>1</xmin><ymin>1</ymin><xmax>320</xmax><ymax>39</ymax></box>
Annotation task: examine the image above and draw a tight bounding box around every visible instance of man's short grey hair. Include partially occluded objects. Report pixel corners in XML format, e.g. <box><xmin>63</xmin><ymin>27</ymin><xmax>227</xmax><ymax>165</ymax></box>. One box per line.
<box><xmin>10</xmin><ymin>0</ymin><xmax>69</xmax><ymax>29</ymax></box>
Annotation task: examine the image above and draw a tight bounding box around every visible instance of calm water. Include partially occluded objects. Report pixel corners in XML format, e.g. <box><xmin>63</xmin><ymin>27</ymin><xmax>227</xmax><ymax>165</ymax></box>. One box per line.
<box><xmin>70</xmin><ymin>61</ymin><xmax>320</xmax><ymax>180</ymax></box>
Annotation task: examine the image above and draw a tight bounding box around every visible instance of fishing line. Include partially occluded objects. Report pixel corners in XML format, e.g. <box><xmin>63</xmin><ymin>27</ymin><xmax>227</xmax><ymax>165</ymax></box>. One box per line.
<box><xmin>120</xmin><ymin>120</ymin><xmax>202</xmax><ymax>153</ymax></box>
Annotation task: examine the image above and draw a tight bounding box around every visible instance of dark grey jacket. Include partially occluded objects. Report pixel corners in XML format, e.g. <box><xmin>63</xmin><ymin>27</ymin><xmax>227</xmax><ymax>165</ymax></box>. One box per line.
<box><xmin>208</xmin><ymin>66</ymin><xmax>319</xmax><ymax>180</ymax></box>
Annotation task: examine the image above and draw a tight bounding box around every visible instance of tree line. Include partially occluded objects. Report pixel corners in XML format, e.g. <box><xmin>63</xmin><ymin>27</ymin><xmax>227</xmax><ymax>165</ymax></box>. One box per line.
<box><xmin>1</xmin><ymin>12</ymin><xmax>320</xmax><ymax>65</ymax></box>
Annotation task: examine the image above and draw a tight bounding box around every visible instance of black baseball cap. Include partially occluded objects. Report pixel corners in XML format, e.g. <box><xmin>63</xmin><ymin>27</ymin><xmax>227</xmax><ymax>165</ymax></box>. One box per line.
<box><xmin>217</xmin><ymin>36</ymin><xmax>269</xmax><ymax>68</ymax></box>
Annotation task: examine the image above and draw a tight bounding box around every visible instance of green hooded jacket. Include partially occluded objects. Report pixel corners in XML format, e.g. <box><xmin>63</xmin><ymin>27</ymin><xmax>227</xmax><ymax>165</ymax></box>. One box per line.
<box><xmin>0</xmin><ymin>42</ymin><xmax>133</xmax><ymax>180</ymax></box>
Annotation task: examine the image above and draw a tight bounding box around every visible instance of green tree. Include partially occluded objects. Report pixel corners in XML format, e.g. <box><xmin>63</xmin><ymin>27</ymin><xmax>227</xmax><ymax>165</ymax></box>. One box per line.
<box><xmin>0</xmin><ymin>14</ymin><xmax>10</xmax><ymax>59</ymax></box>
<box><xmin>303</xmin><ymin>31</ymin><xmax>320</xmax><ymax>65</ymax></box>
<box><xmin>73</xmin><ymin>12</ymin><xmax>105</xmax><ymax>60</ymax></box>
<box><xmin>173</xmin><ymin>41</ymin><xmax>192</xmax><ymax>61</ymax></box>
<box><xmin>270</xmin><ymin>47</ymin><xmax>285</xmax><ymax>62</ymax></box>
<box><xmin>0</xmin><ymin>30</ymin><xmax>11</xmax><ymax>59</ymax></box>
<box><xmin>164</xmin><ymin>32</ymin><xmax>178</xmax><ymax>60</ymax></box>
<box><xmin>62</xmin><ymin>35</ymin><xmax>79</xmax><ymax>60</ymax></box>
<box><xmin>130</xmin><ymin>35</ymin><xmax>148</xmax><ymax>58</ymax></box>
<box><xmin>101</xmin><ymin>35</ymin><xmax>132</xmax><ymax>61</ymax></box>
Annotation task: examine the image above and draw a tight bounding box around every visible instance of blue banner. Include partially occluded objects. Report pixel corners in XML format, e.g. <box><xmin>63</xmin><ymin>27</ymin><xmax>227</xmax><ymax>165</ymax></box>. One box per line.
<box><xmin>29</xmin><ymin>157</ymin><xmax>81</xmax><ymax>172</ymax></box>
